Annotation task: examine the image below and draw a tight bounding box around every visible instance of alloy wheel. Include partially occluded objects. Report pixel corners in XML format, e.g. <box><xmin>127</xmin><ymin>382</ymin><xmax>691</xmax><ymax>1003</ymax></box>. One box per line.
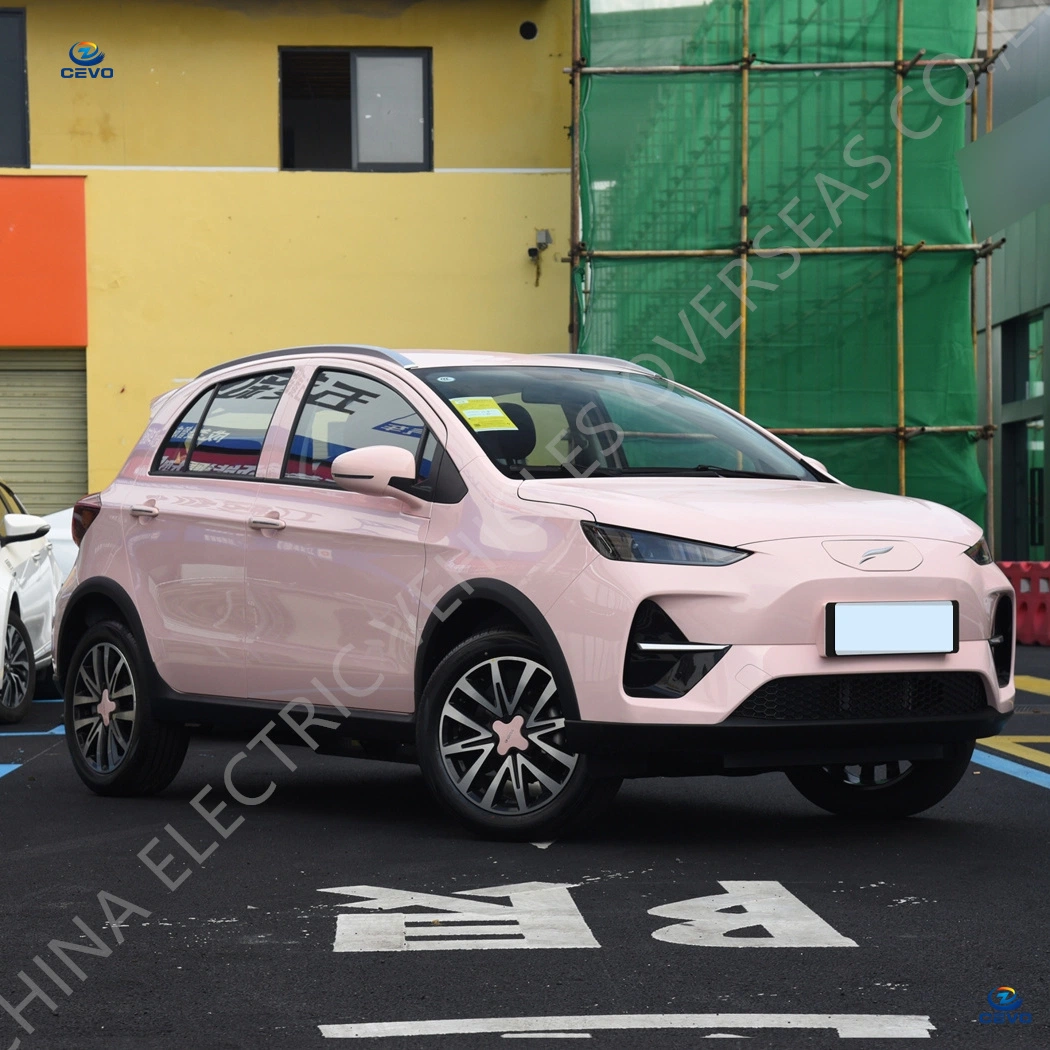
<box><xmin>1</xmin><ymin>623</ymin><xmax>30</xmax><ymax>709</ymax></box>
<box><xmin>438</xmin><ymin>656</ymin><xmax>578</xmax><ymax>815</ymax></box>
<box><xmin>72</xmin><ymin>642</ymin><xmax>138</xmax><ymax>774</ymax></box>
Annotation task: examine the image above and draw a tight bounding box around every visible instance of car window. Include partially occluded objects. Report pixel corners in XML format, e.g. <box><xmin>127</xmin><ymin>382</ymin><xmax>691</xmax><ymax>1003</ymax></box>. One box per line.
<box><xmin>155</xmin><ymin>390</ymin><xmax>212</xmax><ymax>473</ymax></box>
<box><xmin>416</xmin><ymin>365</ymin><xmax>815</xmax><ymax>481</ymax></box>
<box><xmin>0</xmin><ymin>485</ymin><xmax>22</xmax><ymax>537</ymax></box>
<box><xmin>284</xmin><ymin>370</ymin><xmax>425</xmax><ymax>485</ymax></box>
<box><xmin>155</xmin><ymin>371</ymin><xmax>292</xmax><ymax>478</ymax></box>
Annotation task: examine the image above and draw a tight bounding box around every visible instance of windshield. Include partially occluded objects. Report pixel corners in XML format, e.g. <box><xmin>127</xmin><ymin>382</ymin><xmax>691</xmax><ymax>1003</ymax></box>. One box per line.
<box><xmin>417</xmin><ymin>366</ymin><xmax>817</xmax><ymax>481</ymax></box>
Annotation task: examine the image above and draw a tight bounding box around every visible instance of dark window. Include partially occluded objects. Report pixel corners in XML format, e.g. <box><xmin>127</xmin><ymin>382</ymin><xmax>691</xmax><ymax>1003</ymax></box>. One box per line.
<box><xmin>0</xmin><ymin>10</ymin><xmax>28</xmax><ymax>168</ymax></box>
<box><xmin>154</xmin><ymin>372</ymin><xmax>291</xmax><ymax>478</ymax></box>
<box><xmin>280</xmin><ymin>48</ymin><xmax>432</xmax><ymax>172</ymax></box>
<box><xmin>284</xmin><ymin>369</ymin><xmax>424</xmax><ymax>484</ymax></box>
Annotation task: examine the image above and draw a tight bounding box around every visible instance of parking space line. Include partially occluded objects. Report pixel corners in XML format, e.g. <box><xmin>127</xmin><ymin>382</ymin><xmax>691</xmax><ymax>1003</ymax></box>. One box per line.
<box><xmin>972</xmin><ymin>749</ymin><xmax>1050</xmax><ymax>790</ymax></box>
<box><xmin>502</xmin><ymin>1035</ymin><xmax>592</xmax><ymax>1040</ymax></box>
<box><xmin>0</xmin><ymin>725</ymin><xmax>64</xmax><ymax>738</ymax></box>
<box><xmin>319</xmin><ymin>1013</ymin><xmax>935</xmax><ymax>1039</ymax></box>
<box><xmin>0</xmin><ymin>763</ymin><xmax>20</xmax><ymax>779</ymax></box>
<box><xmin>978</xmin><ymin>736</ymin><xmax>1050</xmax><ymax>769</ymax></box>
<box><xmin>1014</xmin><ymin>675</ymin><xmax>1050</xmax><ymax>697</ymax></box>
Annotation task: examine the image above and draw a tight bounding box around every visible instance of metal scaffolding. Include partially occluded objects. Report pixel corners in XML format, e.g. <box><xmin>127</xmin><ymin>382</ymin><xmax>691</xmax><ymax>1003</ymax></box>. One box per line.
<box><xmin>569</xmin><ymin>0</ymin><xmax>1005</xmax><ymax>543</ymax></box>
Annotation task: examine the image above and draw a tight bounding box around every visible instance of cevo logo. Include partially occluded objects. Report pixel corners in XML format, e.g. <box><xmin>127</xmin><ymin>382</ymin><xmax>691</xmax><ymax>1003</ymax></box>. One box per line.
<box><xmin>61</xmin><ymin>41</ymin><xmax>114</xmax><ymax>79</ymax></box>
<box><xmin>978</xmin><ymin>986</ymin><xmax>1033</xmax><ymax>1025</ymax></box>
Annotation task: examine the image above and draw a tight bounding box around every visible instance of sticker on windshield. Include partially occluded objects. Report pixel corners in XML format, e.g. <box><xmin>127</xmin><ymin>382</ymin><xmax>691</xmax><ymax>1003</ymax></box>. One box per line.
<box><xmin>449</xmin><ymin>396</ymin><xmax>518</xmax><ymax>432</ymax></box>
<box><xmin>435</xmin><ymin>376</ymin><xmax>455</xmax><ymax>383</ymax></box>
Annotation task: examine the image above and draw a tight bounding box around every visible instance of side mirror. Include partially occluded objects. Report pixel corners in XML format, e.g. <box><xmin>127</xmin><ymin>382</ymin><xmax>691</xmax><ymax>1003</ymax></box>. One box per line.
<box><xmin>331</xmin><ymin>446</ymin><xmax>419</xmax><ymax>501</ymax></box>
<box><xmin>1</xmin><ymin>513</ymin><xmax>51</xmax><ymax>547</ymax></box>
<box><xmin>801</xmin><ymin>456</ymin><xmax>830</xmax><ymax>476</ymax></box>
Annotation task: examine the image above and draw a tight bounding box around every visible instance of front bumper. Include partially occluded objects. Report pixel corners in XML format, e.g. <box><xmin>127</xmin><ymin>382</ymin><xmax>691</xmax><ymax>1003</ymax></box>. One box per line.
<box><xmin>566</xmin><ymin>707</ymin><xmax>1011</xmax><ymax>777</ymax></box>
<box><xmin>548</xmin><ymin>548</ymin><xmax>1014</xmax><ymax>724</ymax></box>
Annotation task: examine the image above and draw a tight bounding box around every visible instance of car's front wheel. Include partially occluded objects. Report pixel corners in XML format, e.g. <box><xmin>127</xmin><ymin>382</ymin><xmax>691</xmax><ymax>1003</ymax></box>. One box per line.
<box><xmin>417</xmin><ymin>629</ymin><xmax>620</xmax><ymax>839</ymax></box>
<box><xmin>65</xmin><ymin>620</ymin><xmax>189</xmax><ymax>796</ymax></box>
<box><xmin>0</xmin><ymin>612</ymin><xmax>35</xmax><ymax>724</ymax></box>
<box><xmin>786</xmin><ymin>743</ymin><xmax>975</xmax><ymax>818</ymax></box>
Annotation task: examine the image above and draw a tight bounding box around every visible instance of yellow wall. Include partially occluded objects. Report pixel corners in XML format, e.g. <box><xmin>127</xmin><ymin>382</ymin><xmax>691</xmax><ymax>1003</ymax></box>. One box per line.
<box><xmin>6</xmin><ymin>0</ymin><xmax>572</xmax><ymax>490</ymax></box>
<box><xmin>25</xmin><ymin>0</ymin><xmax>571</xmax><ymax>169</ymax></box>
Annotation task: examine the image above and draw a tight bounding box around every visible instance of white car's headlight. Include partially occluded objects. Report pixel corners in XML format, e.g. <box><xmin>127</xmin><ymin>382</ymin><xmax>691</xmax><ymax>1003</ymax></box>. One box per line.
<box><xmin>581</xmin><ymin>522</ymin><xmax>751</xmax><ymax>566</ymax></box>
<box><xmin>964</xmin><ymin>536</ymin><xmax>993</xmax><ymax>565</ymax></box>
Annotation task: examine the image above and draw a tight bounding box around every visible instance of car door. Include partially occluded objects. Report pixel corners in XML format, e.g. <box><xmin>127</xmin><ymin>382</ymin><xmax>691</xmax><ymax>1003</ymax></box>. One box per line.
<box><xmin>245</xmin><ymin>367</ymin><xmax>441</xmax><ymax>713</ymax></box>
<box><xmin>0</xmin><ymin>482</ymin><xmax>52</xmax><ymax>660</ymax></box>
<box><xmin>124</xmin><ymin>369</ymin><xmax>293</xmax><ymax>699</ymax></box>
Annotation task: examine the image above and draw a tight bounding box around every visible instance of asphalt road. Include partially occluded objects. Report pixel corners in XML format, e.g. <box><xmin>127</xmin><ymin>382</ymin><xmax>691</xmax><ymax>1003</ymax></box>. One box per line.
<box><xmin>1</xmin><ymin>662</ymin><xmax>1048</xmax><ymax>1049</ymax></box>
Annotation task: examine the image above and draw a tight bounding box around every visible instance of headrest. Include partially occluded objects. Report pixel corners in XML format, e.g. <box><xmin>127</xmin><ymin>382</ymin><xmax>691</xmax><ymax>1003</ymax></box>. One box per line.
<box><xmin>477</xmin><ymin>402</ymin><xmax>537</xmax><ymax>465</ymax></box>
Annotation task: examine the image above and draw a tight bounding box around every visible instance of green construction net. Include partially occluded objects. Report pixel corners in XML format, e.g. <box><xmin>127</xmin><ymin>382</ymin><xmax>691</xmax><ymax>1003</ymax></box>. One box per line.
<box><xmin>577</xmin><ymin>0</ymin><xmax>985</xmax><ymax>524</ymax></box>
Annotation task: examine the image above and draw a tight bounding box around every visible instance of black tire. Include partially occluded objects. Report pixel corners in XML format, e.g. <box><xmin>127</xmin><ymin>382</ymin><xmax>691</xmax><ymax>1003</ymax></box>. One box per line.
<box><xmin>64</xmin><ymin>620</ymin><xmax>189</xmax><ymax>796</ymax></box>
<box><xmin>0</xmin><ymin>612</ymin><xmax>35</xmax><ymax>724</ymax></box>
<box><xmin>786</xmin><ymin>743</ymin><xmax>975</xmax><ymax>818</ymax></box>
<box><xmin>417</xmin><ymin>629</ymin><xmax>620</xmax><ymax>840</ymax></box>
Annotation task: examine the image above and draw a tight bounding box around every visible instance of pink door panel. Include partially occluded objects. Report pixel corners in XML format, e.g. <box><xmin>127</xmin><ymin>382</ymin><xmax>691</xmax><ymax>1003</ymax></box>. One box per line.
<box><xmin>245</xmin><ymin>486</ymin><xmax>429</xmax><ymax>712</ymax></box>
<box><xmin>124</xmin><ymin>479</ymin><xmax>251</xmax><ymax>698</ymax></box>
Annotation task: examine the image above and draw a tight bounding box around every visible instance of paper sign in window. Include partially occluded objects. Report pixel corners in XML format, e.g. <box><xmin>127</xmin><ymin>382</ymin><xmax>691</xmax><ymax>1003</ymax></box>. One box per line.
<box><xmin>450</xmin><ymin>397</ymin><xmax>518</xmax><ymax>432</ymax></box>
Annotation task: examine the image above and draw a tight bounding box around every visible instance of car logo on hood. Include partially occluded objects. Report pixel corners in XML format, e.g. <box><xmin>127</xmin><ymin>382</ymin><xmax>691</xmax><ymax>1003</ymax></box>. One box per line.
<box><xmin>859</xmin><ymin>545</ymin><xmax>894</xmax><ymax>564</ymax></box>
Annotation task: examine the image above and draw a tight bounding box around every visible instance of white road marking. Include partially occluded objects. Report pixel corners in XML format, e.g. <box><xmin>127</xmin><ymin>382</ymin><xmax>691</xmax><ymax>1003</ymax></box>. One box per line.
<box><xmin>318</xmin><ymin>1013</ymin><xmax>934</xmax><ymax>1039</ymax></box>
<box><xmin>531</xmin><ymin>842</ymin><xmax>554</xmax><ymax>850</ymax></box>
<box><xmin>319</xmin><ymin>882</ymin><xmax>599</xmax><ymax>951</ymax></box>
<box><xmin>502</xmin><ymin>1034</ymin><xmax>592</xmax><ymax>1040</ymax></box>
<box><xmin>650</xmin><ymin>881</ymin><xmax>857</xmax><ymax>948</ymax></box>
<box><xmin>703</xmin><ymin>1035</ymin><xmax>749</xmax><ymax>1040</ymax></box>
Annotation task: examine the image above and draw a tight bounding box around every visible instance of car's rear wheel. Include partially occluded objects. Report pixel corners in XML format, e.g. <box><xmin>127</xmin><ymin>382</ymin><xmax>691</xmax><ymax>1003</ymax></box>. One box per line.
<box><xmin>0</xmin><ymin>613</ymin><xmax>35</xmax><ymax>724</ymax></box>
<box><xmin>786</xmin><ymin>743</ymin><xmax>975</xmax><ymax>818</ymax></box>
<box><xmin>65</xmin><ymin>620</ymin><xmax>189</xmax><ymax>796</ymax></box>
<box><xmin>417</xmin><ymin>629</ymin><xmax>620</xmax><ymax>839</ymax></box>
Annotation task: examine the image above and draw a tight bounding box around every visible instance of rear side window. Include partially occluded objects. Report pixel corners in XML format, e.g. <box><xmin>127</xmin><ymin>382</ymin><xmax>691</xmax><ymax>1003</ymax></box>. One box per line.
<box><xmin>284</xmin><ymin>369</ymin><xmax>424</xmax><ymax>484</ymax></box>
<box><xmin>155</xmin><ymin>391</ymin><xmax>211</xmax><ymax>473</ymax></box>
<box><xmin>155</xmin><ymin>371</ymin><xmax>291</xmax><ymax>478</ymax></box>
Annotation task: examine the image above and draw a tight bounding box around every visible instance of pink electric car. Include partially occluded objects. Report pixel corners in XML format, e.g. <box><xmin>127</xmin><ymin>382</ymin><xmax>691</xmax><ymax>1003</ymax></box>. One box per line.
<box><xmin>53</xmin><ymin>346</ymin><xmax>1014</xmax><ymax>837</ymax></box>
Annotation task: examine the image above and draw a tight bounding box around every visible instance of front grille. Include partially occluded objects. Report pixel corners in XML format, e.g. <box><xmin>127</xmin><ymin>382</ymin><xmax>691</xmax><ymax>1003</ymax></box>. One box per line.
<box><xmin>732</xmin><ymin>672</ymin><xmax>988</xmax><ymax>721</ymax></box>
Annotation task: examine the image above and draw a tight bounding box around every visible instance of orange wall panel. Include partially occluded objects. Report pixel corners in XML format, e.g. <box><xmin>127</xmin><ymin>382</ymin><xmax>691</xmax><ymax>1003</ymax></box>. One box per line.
<box><xmin>0</xmin><ymin>176</ymin><xmax>86</xmax><ymax>347</ymax></box>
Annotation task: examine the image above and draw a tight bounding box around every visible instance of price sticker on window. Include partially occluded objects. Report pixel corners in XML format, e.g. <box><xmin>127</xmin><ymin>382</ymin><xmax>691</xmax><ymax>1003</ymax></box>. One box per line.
<box><xmin>449</xmin><ymin>397</ymin><xmax>519</xmax><ymax>432</ymax></box>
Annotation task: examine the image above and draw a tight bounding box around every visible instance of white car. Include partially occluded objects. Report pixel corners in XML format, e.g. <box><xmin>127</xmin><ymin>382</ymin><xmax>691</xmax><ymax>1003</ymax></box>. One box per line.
<box><xmin>1</xmin><ymin>480</ymin><xmax>61</xmax><ymax>723</ymax></box>
<box><xmin>44</xmin><ymin>507</ymin><xmax>77</xmax><ymax>583</ymax></box>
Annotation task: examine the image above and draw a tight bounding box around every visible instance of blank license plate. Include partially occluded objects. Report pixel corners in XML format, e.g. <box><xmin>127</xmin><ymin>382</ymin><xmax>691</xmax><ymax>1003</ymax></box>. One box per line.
<box><xmin>826</xmin><ymin>600</ymin><xmax>959</xmax><ymax>657</ymax></box>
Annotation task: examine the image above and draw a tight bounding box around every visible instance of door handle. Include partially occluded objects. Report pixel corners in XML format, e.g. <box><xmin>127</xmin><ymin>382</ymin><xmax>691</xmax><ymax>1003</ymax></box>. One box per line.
<box><xmin>130</xmin><ymin>504</ymin><xmax>160</xmax><ymax>518</ymax></box>
<box><xmin>249</xmin><ymin>516</ymin><xmax>286</xmax><ymax>531</ymax></box>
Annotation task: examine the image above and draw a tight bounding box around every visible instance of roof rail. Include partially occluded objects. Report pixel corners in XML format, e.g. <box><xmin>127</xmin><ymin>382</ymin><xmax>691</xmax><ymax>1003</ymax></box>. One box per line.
<box><xmin>196</xmin><ymin>344</ymin><xmax>412</xmax><ymax>379</ymax></box>
<box><xmin>542</xmin><ymin>353</ymin><xmax>657</xmax><ymax>375</ymax></box>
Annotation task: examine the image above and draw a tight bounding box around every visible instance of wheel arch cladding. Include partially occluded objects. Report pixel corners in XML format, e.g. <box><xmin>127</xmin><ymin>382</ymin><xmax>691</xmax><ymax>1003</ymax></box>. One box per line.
<box><xmin>57</xmin><ymin>578</ymin><xmax>154</xmax><ymax>690</ymax></box>
<box><xmin>414</xmin><ymin>579</ymin><xmax>581</xmax><ymax>720</ymax></box>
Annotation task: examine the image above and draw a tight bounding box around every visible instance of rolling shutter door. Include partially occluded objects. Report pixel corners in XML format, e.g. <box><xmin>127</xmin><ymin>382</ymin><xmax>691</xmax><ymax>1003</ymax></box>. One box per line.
<box><xmin>0</xmin><ymin>350</ymin><xmax>87</xmax><ymax>514</ymax></box>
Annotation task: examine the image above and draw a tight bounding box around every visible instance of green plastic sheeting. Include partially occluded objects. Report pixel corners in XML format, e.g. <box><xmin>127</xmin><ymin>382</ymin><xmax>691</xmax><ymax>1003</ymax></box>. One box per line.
<box><xmin>577</xmin><ymin>0</ymin><xmax>985</xmax><ymax>524</ymax></box>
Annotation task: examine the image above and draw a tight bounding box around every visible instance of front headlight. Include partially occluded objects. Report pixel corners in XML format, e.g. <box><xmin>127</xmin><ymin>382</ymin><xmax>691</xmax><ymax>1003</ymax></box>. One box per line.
<box><xmin>964</xmin><ymin>536</ymin><xmax>993</xmax><ymax>565</ymax></box>
<box><xmin>581</xmin><ymin>522</ymin><xmax>751</xmax><ymax>566</ymax></box>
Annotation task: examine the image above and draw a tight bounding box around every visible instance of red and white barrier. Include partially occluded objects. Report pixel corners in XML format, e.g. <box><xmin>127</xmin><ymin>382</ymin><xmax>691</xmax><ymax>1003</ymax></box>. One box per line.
<box><xmin>997</xmin><ymin>561</ymin><xmax>1050</xmax><ymax>645</ymax></box>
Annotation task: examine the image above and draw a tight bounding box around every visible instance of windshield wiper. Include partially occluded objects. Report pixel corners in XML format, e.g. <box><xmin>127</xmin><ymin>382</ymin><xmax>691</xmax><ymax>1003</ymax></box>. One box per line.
<box><xmin>693</xmin><ymin>464</ymin><xmax>804</xmax><ymax>480</ymax></box>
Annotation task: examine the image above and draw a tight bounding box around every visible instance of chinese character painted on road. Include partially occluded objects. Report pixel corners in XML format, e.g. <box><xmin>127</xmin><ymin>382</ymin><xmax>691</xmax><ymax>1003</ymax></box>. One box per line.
<box><xmin>319</xmin><ymin>881</ymin><xmax>600</xmax><ymax>952</ymax></box>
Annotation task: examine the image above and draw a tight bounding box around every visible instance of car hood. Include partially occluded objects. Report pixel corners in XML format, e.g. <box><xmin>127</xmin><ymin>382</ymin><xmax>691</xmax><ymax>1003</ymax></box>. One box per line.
<box><xmin>517</xmin><ymin>477</ymin><xmax>981</xmax><ymax>546</ymax></box>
